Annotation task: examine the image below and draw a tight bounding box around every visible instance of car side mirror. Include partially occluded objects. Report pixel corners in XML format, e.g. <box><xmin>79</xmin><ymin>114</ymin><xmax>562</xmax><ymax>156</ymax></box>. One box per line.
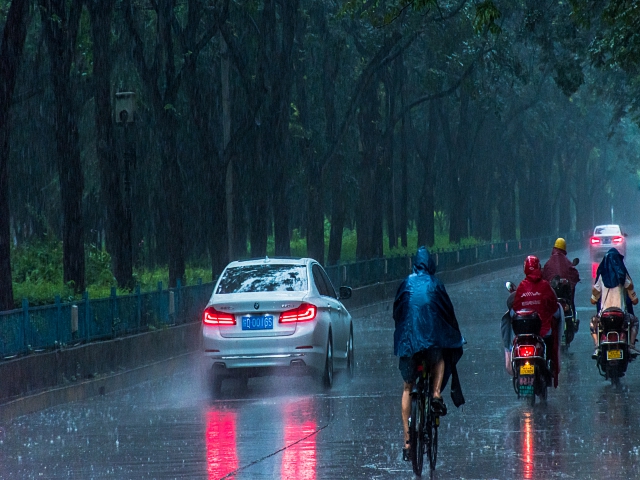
<box><xmin>572</xmin><ymin>258</ymin><xmax>580</xmax><ymax>266</ymax></box>
<box><xmin>339</xmin><ymin>286</ymin><xmax>352</xmax><ymax>300</ymax></box>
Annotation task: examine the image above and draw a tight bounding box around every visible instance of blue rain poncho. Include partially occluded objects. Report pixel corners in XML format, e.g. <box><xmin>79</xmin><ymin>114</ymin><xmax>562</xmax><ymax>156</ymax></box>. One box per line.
<box><xmin>393</xmin><ymin>246</ymin><xmax>465</xmax><ymax>406</ymax></box>
<box><xmin>596</xmin><ymin>248</ymin><xmax>629</xmax><ymax>288</ymax></box>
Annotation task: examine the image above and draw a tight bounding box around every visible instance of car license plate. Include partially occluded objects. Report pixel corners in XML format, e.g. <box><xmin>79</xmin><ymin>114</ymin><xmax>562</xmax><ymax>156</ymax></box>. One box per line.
<box><xmin>607</xmin><ymin>349</ymin><xmax>623</xmax><ymax>360</ymax></box>
<box><xmin>241</xmin><ymin>315</ymin><xmax>274</xmax><ymax>330</ymax></box>
<box><xmin>520</xmin><ymin>364</ymin><xmax>535</xmax><ymax>375</ymax></box>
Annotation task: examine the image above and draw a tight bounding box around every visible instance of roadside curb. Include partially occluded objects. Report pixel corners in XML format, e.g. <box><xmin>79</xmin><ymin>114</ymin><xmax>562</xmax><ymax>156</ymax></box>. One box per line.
<box><xmin>0</xmin><ymin>352</ymin><xmax>196</xmax><ymax>423</ymax></box>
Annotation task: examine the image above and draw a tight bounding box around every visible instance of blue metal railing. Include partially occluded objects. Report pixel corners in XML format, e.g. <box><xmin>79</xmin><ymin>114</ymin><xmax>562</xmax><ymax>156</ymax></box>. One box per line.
<box><xmin>0</xmin><ymin>231</ymin><xmax>587</xmax><ymax>360</ymax></box>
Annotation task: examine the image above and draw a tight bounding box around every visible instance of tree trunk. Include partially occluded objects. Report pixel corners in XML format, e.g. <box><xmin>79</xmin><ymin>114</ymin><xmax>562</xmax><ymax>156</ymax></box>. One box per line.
<box><xmin>399</xmin><ymin>76</ymin><xmax>408</xmax><ymax>248</ymax></box>
<box><xmin>249</xmin><ymin>125</ymin><xmax>269</xmax><ymax>257</ymax></box>
<box><xmin>384</xmin><ymin>68</ymin><xmax>397</xmax><ymax>250</ymax></box>
<box><xmin>327</xmin><ymin>155</ymin><xmax>346</xmax><ymax>265</ymax></box>
<box><xmin>41</xmin><ymin>0</ymin><xmax>86</xmax><ymax>293</ymax></box>
<box><xmin>158</xmin><ymin>111</ymin><xmax>185</xmax><ymax>287</ymax></box>
<box><xmin>87</xmin><ymin>0</ymin><xmax>134</xmax><ymax>290</ymax></box>
<box><xmin>319</xmin><ymin>4</ymin><xmax>343</xmax><ymax>265</ymax></box>
<box><xmin>356</xmin><ymin>80</ymin><xmax>383</xmax><ymax>260</ymax></box>
<box><xmin>300</xmin><ymin>35</ymin><xmax>324</xmax><ymax>261</ymax></box>
<box><xmin>448</xmin><ymin>90</ymin><xmax>471</xmax><ymax>245</ymax></box>
<box><xmin>417</xmin><ymin>101</ymin><xmax>437</xmax><ymax>248</ymax></box>
<box><xmin>271</xmin><ymin>0</ymin><xmax>298</xmax><ymax>257</ymax></box>
<box><xmin>557</xmin><ymin>151</ymin><xmax>572</xmax><ymax>233</ymax></box>
<box><xmin>0</xmin><ymin>0</ymin><xmax>30</xmax><ymax>310</ymax></box>
<box><xmin>221</xmin><ymin>33</ymin><xmax>234</xmax><ymax>266</ymax></box>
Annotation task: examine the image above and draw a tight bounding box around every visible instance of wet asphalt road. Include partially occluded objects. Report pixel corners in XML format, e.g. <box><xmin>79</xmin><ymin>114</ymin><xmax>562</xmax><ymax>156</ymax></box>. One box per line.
<box><xmin>3</xmin><ymin>239</ymin><xmax>640</xmax><ymax>479</ymax></box>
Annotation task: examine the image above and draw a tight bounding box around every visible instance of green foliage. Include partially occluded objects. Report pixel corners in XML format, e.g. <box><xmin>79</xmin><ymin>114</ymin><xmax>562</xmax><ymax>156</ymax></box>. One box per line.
<box><xmin>10</xmin><ymin>240</ymin><xmax>212</xmax><ymax>307</ymax></box>
<box><xmin>13</xmin><ymin>282</ymin><xmax>76</xmax><ymax>307</ymax></box>
<box><xmin>85</xmin><ymin>244</ymin><xmax>116</xmax><ymax>288</ymax></box>
<box><xmin>11</xmin><ymin>238</ymin><xmax>63</xmax><ymax>285</ymax></box>
<box><xmin>473</xmin><ymin>1</ymin><xmax>501</xmax><ymax>35</ymax></box>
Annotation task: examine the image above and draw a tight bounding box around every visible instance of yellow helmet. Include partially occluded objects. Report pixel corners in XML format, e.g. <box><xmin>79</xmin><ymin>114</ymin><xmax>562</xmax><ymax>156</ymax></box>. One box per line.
<box><xmin>554</xmin><ymin>237</ymin><xmax>566</xmax><ymax>251</ymax></box>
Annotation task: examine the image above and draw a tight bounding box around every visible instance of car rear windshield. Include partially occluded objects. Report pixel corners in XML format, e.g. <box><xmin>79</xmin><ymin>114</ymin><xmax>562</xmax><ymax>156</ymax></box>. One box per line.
<box><xmin>595</xmin><ymin>226</ymin><xmax>620</xmax><ymax>235</ymax></box>
<box><xmin>215</xmin><ymin>264</ymin><xmax>308</xmax><ymax>294</ymax></box>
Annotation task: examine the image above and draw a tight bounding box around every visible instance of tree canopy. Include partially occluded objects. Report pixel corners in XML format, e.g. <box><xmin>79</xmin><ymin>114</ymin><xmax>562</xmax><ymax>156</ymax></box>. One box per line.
<box><xmin>1</xmin><ymin>0</ymin><xmax>640</xmax><ymax>310</ymax></box>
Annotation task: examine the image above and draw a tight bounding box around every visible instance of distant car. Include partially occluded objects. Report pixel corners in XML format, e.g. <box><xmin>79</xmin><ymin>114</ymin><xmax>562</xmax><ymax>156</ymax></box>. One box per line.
<box><xmin>590</xmin><ymin>224</ymin><xmax>627</xmax><ymax>261</ymax></box>
<box><xmin>202</xmin><ymin>257</ymin><xmax>354</xmax><ymax>394</ymax></box>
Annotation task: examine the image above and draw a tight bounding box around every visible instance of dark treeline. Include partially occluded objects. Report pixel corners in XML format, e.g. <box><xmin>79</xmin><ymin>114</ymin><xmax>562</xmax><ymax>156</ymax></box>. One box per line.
<box><xmin>1</xmin><ymin>0</ymin><xmax>640</xmax><ymax>310</ymax></box>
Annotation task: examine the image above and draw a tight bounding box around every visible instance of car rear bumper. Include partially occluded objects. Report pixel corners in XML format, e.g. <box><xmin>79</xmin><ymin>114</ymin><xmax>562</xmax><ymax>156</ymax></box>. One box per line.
<box><xmin>203</xmin><ymin>328</ymin><xmax>326</xmax><ymax>372</ymax></box>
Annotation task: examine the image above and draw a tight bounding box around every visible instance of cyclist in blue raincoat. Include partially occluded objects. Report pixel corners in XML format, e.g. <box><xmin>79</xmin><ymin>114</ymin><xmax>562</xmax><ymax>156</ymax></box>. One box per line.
<box><xmin>394</xmin><ymin>246</ymin><xmax>465</xmax><ymax>460</ymax></box>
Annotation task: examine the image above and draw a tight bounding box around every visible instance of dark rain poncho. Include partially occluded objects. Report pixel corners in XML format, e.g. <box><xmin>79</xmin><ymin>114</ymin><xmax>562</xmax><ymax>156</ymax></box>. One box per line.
<box><xmin>596</xmin><ymin>248</ymin><xmax>629</xmax><ymax>288</ymax></box>
<box><xmin>393</xmin><ymin>247</ymin><xmax>465</xmax><ymax>407</ymax></box>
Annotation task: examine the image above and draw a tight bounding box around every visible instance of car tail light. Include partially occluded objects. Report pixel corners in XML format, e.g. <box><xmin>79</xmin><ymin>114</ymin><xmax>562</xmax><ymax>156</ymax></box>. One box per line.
<box><xmin>279</xmin><ymin>303</ymin><xmax>317</xmax><ymax>323</ymax></box>
<box><xmin>612</xmin><ymin>236</ymin><xmax>624</xmax><ymax>245</ymax></box>
<box><xmin>519</xmin><ymin>345</ymin><xmax>535</xmax><ymax>357</ymax></box>
<box><xmin>590</xmin><ymin>236</ymin><xmax>601</xmax><ymax>245</ymax></box>
<box><xmin>203</xmin><ymin>307</ymin><xmax>236</xmax><ymax>326</ymax></box>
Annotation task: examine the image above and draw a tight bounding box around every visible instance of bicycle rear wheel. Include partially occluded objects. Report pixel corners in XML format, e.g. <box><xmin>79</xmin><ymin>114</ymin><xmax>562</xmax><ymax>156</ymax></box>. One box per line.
<box><xmin>427</xmin><ymin>398</ymin><xmax>439</xmax><ymax>470</ymax></box>
<box><xmin>410</xmin><ymin>393</ymin><xmax>425</xmax><ymax>476</ymax></box>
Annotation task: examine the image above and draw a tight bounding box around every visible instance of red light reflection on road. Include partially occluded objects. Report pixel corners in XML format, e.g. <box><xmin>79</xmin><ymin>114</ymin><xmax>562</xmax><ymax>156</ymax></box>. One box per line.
<box><xmin>522</xmin><ymin>411</ymin><xmax>534</xmax><ymax>479</ymax></box>
<box><xmin>205</xmin><ymin>410</ymin><xmax>238</xmax><ymax>480</ymax></box>
<box><xmin>281</xmin><ymin>400</ymin><xmax>317</xmax><ymax>480</ymax></box>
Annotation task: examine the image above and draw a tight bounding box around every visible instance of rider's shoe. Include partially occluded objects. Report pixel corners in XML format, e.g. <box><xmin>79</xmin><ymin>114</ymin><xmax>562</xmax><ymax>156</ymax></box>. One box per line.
<box><xmin>431</xmin><ymin>396</ymin><xmax>447</xmax><ymax>416</ymax></box>
<box><xmin>592</xmin><ymin>349</ymin><xmax>599</xmax><ymax>360</ymax></box>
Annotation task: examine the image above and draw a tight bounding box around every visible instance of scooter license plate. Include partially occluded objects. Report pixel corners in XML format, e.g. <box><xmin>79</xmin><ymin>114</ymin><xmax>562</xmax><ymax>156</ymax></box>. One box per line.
<box><xmin>607</xmin><ymin>349</ymin><xmax>623</xmax><ymax>360</ymax></box>
<box><xmin>520</xmin><ymin>364</ymin><xmax>535</xmax><ymax>375</ymax></box>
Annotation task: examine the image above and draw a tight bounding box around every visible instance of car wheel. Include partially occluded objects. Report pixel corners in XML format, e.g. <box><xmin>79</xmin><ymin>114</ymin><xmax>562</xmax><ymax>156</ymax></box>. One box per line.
<box><xmin>211</xmin><ymin>374</ymin><xmax>223</xmax><ymax>396</ymax></box>
<box><xmin>210</xmin><ymin>365</ymin><xmax>224</xmax><ymax>396</ymax></box>
<box><xmin>235</xmin><ymin>372</ymin><xmax>249</xmax><ymax>390</ymax></box>
<box><xmin>322</xmin><ymin>334</ymin><xmax>334</xmax><ymax>389</ymax></box>
<box><xmin>346</xmin><ymin>325</ymin><xmax>355</xmax><ymax>379</ymax></box>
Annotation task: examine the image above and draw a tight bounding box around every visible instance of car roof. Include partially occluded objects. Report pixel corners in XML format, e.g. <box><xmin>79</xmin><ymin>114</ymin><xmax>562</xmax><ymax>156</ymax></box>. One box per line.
<box><xmin>224</xmin><ymin>256</ymin><xmax>316</xmax><ymax>268</ymax></box>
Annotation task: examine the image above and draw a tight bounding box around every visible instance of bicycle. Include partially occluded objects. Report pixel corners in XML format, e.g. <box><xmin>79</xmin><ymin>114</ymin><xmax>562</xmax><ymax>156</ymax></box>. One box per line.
<box><xmin>408</xmin><ymin>352</ymin><xmax>440</xmax><ymax>475</ymax></box>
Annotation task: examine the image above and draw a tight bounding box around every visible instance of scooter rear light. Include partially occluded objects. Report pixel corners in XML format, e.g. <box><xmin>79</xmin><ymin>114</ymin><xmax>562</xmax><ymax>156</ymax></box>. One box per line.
<box><xmin>519</xmin><ymin>345</ymin><xmax>535</xmax><ymax>357</ymax></box>
<box><xmin>607</xmin><ymin>332</ymin><xmax>624</xmax><ymax>342</ymax></box>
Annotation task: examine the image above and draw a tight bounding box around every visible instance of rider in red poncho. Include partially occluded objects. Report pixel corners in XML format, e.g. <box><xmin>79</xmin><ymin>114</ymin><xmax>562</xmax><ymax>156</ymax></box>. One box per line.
<box><xmin>513</xmin><ymin>255</ymin><xmax>562</xmax><ymax>387</ymax></box>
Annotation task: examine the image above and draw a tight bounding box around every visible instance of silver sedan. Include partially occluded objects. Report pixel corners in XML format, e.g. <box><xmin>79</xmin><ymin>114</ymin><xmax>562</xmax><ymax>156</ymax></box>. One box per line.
<box><xmin>590</xmin><ymin>224</ymin><xmax>627</xmax><ymax>262</ymax></box>
<box><xmin>202</xmin><ymin>257</ymin><xmax>353</xmax><ymax>394</ymax></box>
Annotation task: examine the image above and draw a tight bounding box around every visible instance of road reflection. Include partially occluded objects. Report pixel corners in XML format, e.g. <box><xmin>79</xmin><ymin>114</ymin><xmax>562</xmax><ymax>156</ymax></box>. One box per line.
<box><xmin>281</xmin><ymin>398</ymin><xmax>317</xmax><ymax>480</ymax></box>
<box><xmin>205</xmin><ymin>409</ymin><xmax>238</xmax><ymax>479</ymax></box>
<box><xmin>205</xmin><ymin>397</ymin><xmax>318</xmax><ymax>479</ymax></box>
<box><xmin>522</xmin><ymin>411</ymin><xmax>535</xmax><ymax>479</ymax></box>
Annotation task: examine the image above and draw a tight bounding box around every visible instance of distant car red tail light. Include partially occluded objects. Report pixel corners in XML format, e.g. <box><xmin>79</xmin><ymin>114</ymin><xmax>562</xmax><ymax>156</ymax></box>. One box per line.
<box><xmin>203</xmin><ymin>307</ymin><xmax>236</xmax><ymax>326</ymax></box>
<box><xmin>279</xmin><ymin>303</ymin><xmax>317</xmax><ymax>323</ymax></box>
<box><xmin>590</xmin><ymin>237</ymin><xmax>601</xmax><ymax>245</ymax></box>
<box><xmin>612</xmin><ymin>236</ymin><xmax>624</xmax><ymax>245</ymax></box>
